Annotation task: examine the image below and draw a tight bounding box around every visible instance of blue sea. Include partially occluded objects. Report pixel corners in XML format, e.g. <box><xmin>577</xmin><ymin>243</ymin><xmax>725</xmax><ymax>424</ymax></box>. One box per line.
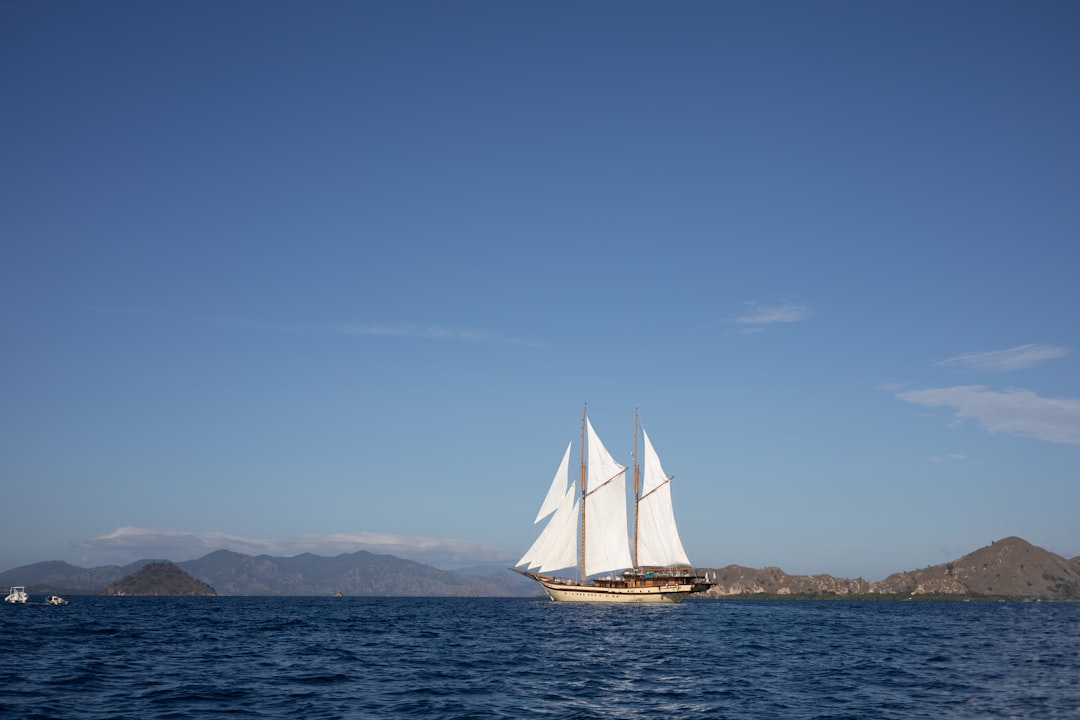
<box><xmin>2</xmin><ymin>596</ymin><xmax>1078</xmax><ymax>719</ymax></box>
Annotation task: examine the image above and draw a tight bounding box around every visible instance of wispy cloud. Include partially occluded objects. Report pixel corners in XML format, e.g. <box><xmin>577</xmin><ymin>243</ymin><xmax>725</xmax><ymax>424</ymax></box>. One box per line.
<box><xmin>731</xmin><ymin>301</ymin><xmax>812</xmax><ymax>333</ymax></box>
<box><xmin>341</xmin><ymin>323</ymin><xmax>539</xmax><ymax>347</ymax></box>
<box><xmin>930</xmin><ymin>453</ymin><xmax>971</xmax><ymax>464</ymax></box>
<box><xmin>75</xmin><ymin>526</ymin><xmax>515</xmax><ymax>569</ymax></box>
<box><xmin>91</xmin><ymin>307</ymin><xmax>539</xmax><ymax>347</ymax></box>
<box><xmin>896</xmin><ymin>385</ymin><xmax>1080</xmax><ymax>445</ymax></box>
<box><xmin>936</xmin><ymin>344</ymin><xmax>1069</xmax><ymax>371</ymax></box>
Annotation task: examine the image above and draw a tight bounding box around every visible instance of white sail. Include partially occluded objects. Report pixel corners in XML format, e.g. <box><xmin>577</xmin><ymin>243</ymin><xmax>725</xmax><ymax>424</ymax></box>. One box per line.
<box><xmin>518</xmin><ymin>487</ymin><xmax>578</xmax><ymax>572</ymax></box>
<box><xmin>583</xmin><ymin>417</ymin><xmax>633</xmax><ymax>576</ymax></box>
<box><xmin>534</xmin><ymin>443</ymin><xmax>571</xmax><ymax>523</ymax></box>
<box><xmin>518</xmin><ymin>444</ymin><xmax>576</xmax><ymax>571</ymax></box>
<box><xmin>636</xmin><ymin>428</ymin><xmax>691</xmax><ymax>568</ymax></box>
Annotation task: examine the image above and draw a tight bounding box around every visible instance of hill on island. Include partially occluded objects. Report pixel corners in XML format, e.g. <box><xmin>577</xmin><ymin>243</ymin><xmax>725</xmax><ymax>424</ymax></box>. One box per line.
<box><xmin>104</xmin><ymin>561</ymin><xmax>217</xmax><ymax>596</ymax></box>
<box><xmin>703</xmin><ymin>537</ymin><xmax>1080</xmax><ymax>600</ymax></box>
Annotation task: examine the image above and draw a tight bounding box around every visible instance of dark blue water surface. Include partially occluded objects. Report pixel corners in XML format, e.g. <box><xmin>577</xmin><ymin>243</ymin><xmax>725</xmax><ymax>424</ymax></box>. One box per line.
<box><xmin>2</xmin><ymin>597</ymin><xmax>1078</xmax><ymax>719</ymax></box>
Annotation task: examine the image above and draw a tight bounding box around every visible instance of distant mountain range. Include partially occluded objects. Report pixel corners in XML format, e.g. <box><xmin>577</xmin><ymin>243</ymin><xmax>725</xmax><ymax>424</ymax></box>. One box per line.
<box><xmin>0</xmin><ymin>549</ymin><xmax>539</xmax><ymax>597</ymax></box>
<box><xmin>2</xmin><ymin>536</ymin><xmax>1077</xmax><ymax>599</ymax></box>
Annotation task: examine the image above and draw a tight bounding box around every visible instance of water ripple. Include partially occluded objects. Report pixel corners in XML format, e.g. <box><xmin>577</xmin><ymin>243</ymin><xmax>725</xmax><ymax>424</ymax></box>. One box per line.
<box><xmin>1</xmin><ymin>597</ymin><xmax>1078</xmax><ymax>718</ymax></box>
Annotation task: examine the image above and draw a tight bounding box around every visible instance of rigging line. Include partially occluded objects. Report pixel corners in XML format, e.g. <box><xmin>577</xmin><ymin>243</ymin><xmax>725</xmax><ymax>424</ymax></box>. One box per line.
<box><xmin>638</xmin><ymin>475</ymin><xmax>674</xmax><ymax>503</ymax></box>
<box><xmin>582</xmin><ymin>469</ymin><xmax>627</xmax><ymax>498</ymax></box>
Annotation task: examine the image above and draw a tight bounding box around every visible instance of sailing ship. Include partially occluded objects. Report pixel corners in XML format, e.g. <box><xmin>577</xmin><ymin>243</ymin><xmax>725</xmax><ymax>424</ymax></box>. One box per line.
<box><xmin>514</xmin><ymin>408</ymin><xmax>712</xmax><ymax>603</ymax></box>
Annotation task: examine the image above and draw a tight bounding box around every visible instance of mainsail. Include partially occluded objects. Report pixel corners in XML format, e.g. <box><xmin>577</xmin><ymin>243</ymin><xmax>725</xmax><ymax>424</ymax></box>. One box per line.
<box><xmin>583</xmin><ymin>417</ymin><xmax>633</xmax><ymax>577</ymax></box>
<box><xmin>636</xmin><ymin>428</ymin><xmax>691</xmax><ymax>568</ymax></box>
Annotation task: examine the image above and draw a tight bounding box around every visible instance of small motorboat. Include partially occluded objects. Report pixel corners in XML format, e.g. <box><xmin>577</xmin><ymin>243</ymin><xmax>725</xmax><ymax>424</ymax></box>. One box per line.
<box><xmin>45</xmin><ymin>595</ymin><xmax>69</xmax><ymax>606</ymax></box>
<box><xmin>4</xmin><ymin>586</ymin><xmax>28</xmax><ymax>603</ymax></box>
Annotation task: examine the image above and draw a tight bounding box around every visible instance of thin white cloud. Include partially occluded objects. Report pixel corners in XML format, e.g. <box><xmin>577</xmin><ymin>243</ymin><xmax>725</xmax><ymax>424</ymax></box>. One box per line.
<box><xmin>343</xmin><ymin>323</ymin><xmax>484</xmax><ymax>341</ymax></box>
<box><xmin>896</xmin><ymin>385</ymin><xmax>1080</xmax><ymax>445</ymax></box>
<box><xmin>75</xmin><ymin>526</ymin><xmax>515</xmax><ymax>569</ymax></box>
<box><xmin>91</xmin><ymin>307</ymin><xmax>538</xmax><ymax>347</ymax></box>
<box><xmin>342</xmin><ymin>323</ymin><xmax>539</xmax><ymax>347</ymax></box>
<box><xmin>930</xmin><ymin>453</ymin><xmax>970</xmax><ymax>464</ymax></box>
<box><xmin>936</xmin><ymin>344</ymin><xmax>1070</xmax><ymax>371</ymax></box>
<box><xmin>731</xmin><ymin>301</ymin><xmax>812</xmax><ymax>333</ymax></box>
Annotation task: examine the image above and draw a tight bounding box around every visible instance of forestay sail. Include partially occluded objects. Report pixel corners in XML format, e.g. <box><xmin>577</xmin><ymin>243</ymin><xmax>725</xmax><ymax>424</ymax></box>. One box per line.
<box><xmin>534</xmin><ymin>443</ymin><xmax>571</xmax><ymax>523</ymax></box>
<box><xmin>635</xmin><ymin>428</ymin><xmax>691</xmax><ymax>568</ymax></box>
<box><xmin>517</xmin><ymin>443</ymin><xmax>577</xmax><ymax>572</ymax></box>
<box><xmin>518</xmin><ymin>489</ymin><xmax>578</xmax><ymax>572</ymax></box>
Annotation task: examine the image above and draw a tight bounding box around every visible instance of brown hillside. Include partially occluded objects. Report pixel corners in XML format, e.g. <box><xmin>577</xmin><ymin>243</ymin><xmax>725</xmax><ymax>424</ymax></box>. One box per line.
<box><xmin>877</xmin><ymin>536</ymin><xmax>1080</xmax><ymax>598</ymax></box>
<box><xmin>704</xmin><ymin>536</ymin><xmax>1080</xmax><ymax>600</ymax></box>
<box><xmin>104</xmin><ymin>561</ymin><xmax>217</xmax><ymax>596</ymax></box>
<box><xmin>965</xmin><ymin>537</ymin><xmax>1080</xmax><ymax>597</ymax></box>
<box><xmin>707</xmin><ymin>565</ymin><xmax>875</xmax><ymax>596</ymax></box>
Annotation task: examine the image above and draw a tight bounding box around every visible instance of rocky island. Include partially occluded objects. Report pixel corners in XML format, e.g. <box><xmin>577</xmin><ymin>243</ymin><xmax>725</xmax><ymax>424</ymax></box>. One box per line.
<box><xmin>703</xmin><ymin>536</ymin><xmax>1080</xmax><ymax>600</ymax></box>
<box><xmin>104</xmin><ymin>560</ymin><xmax>217</xmax><ymax>596</ymax></box>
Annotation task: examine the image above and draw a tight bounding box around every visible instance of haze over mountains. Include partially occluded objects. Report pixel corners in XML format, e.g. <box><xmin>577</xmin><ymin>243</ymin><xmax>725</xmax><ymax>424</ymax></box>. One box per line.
<box><xmin>1</xmin><ymin>549</ymin><xmax>537</xmax><ymax>597</ymax></box>
<box><xmin>2</xmin><ymin>537</ymin><xmax>1077</xmax><ymax>599</ymax></box>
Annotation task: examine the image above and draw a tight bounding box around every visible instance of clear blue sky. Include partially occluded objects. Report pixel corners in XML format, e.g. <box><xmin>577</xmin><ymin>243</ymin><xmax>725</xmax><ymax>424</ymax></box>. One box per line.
<box><xmin>2</xmin><ymin>1</ymin><xmax>1078</xmax><ymax>580</ymax></box>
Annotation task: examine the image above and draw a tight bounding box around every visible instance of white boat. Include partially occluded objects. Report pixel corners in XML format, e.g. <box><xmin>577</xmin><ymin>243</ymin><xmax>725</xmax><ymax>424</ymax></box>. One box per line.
<box><xmin>4</xmin><ymin>586</ymin><xmax>28</xmax><ymax>604</ymax></box>
<box><xmin>514</xmin><ymin>408</ymin><xmax>711</xmax><ymax>603</ymax></box>
<box><xmin>45</xmin><ymin>595</ymin><xmax>69</xmax><ymax>606</ymax></box>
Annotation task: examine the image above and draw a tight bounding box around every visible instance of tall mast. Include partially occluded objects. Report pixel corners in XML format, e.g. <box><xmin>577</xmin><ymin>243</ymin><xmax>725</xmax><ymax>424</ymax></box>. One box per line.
<box><xmin>579</xmin><ymin>404</ymin><xmax>587</xmax><ymax>584</ymax></box>
<box><xmin>632</xmin><ymin>408</ymin><xmax>640</xmax><ymax>569</ymax></box>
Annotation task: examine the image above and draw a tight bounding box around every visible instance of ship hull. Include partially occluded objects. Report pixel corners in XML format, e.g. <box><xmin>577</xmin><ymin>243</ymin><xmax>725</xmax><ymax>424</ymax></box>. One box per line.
<box><xmin>514</xmin><ymin>570</ymin><xmax>711</xmax><ymax>604</ymax></box>
<box><xmin>540</xmin><ymin>578</ymin><xmax>700</xmax><ymax>603</ymax></box>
